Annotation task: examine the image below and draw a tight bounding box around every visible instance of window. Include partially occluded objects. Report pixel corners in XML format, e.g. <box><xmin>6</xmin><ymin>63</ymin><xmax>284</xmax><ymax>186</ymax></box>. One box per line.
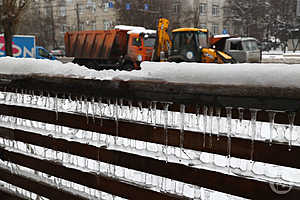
<box><xmin>144</xmin><ymin>37</ymin><xmax>156</xmax><ymax>47</ymax></box>
<box><xmin>132</xmin><ymin>37</ymin><xmax>141</xmax><ymax>46</ymax></box>
<box><xmin>199</xmin><ymin>3</ymin><xmax>207</xmax><ymax>16</ymax></box>
<box><xmin>212</xmin><ymin>24</ymin><xmax>219</xmax><ymax>35</ymax></box>
<box><xmin>103</xmin><ymin>20</ymin><xmax>112</xmax><ymax>30</ymax></box>
<box><xmin>61</xmin><ymin>24</ymin><xmax>68</xmax><ymax>33</ymax></box>
<box><xmin>60</xmin><ymin>6</ymin><xmax>66</xmax><ymax>17</ymax></box>
<box><xmin>243</xmin><ymin>40</ymin><xmax>259</xmax><ymax>51</ymax></box>
<box><xmin>212</xmin><ymin>5</ymin><xmax>219</xmax><ymax>17</ymax></box>
<box><xmin>45</xmin><ymin>7</ymin><xmax>51</xmax><ymax>16</ymax></box>
<box><xmin>91</xmin><ymin>21</ymin><xmax>96</xmax><ymax>30</ymax></box>
<box><xmin>230</xmin><ymin>41</ymin><xmax>243</xmax><ymax>50</ymax></box>
<box><xmin>39</xmin><ymin>48</ymin><xmax>49</xmax><ymax>58</ymax></box>
<box><xmin>78</xmin><ymin>4</ymin><xmax>84</xmax><ymax>14</ymax></box>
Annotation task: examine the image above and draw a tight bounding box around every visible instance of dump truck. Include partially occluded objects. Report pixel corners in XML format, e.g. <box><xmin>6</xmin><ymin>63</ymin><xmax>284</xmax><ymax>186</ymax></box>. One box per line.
<box><xmin>152</xmin><ymin>18</ymin><xmax>235</xmax><ymax>64</ymax></box>
<box><xmin>210</xmin><ymin>34</ymin><xmax>261</xmax><ymax>63</ymax></box>
<box><xmin>64</xmin><ymin>26</ymin><xmax>156</xmax><ymax>70</ymax></box>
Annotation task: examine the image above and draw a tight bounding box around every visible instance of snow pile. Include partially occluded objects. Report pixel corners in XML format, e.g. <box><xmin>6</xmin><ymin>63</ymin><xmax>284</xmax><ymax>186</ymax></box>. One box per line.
<box><xmin>0</xmin><ymin>57</ymin><xmax>300</xmax><ymax>88</ymax></box>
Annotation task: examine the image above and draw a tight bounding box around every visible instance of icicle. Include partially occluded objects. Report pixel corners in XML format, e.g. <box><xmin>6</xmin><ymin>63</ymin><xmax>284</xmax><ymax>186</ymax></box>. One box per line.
<box><xmin>226</xmin><ymin>107</ymin><xmax>232</xmax><ymax>171</ymax></box>
<box><xmin>196</xmin><ymin>105</ymin><xmax>200</xmax><ymax>128</ymax></box>
<box><xmin>237</xmin><ymin>107</ymin><xmax>244</xmax><ymax>135</ymax></box>
<box><xmin>129</xmin><ymin>100</ymin><xmax>133</xmax><ymax>120</ymax></box>
<box><xmin>98</xmin><ymin>98</ymin><xmax>103</xmax><ymax>127</ymax></box>
<box><xmin>152</xmin><ymin>101</ymin><xmax>157</xmax><ymax>128</ymax></box>
<box><xmin>180</xmin><ymin>104</ymin><xmax>185</xmax><ymax>157</ymax></box>
<box><xmin>119</xmin><ymin>98</ymin><xmax>124</xmax><ymax>118</ymax></box>
<box><xmin>163</xmin><ymin>103</ymin><xmax>169</xmax><ymax>162</ymax></box>
<box><xmin>203</xmin><ymin>105</ymin><xmax>208</xmax><ymax>148</ymax></box>
<box><xmin>91</xmin><ymin>97</ymin><xmax>95</xmax><ymax>123</ymax></box>
<box><xmin>288</xmin><ymin>112</ymin><xmax>296</xmax><ymax>151</ymax></box>
<box><xmin>138</xmin><ymin>101</ymin><xmax>143</xmax><ymax>121</ymax></box>
<box><xmin>85</xmin><ymin>97</ymin><xmax>89</xmax><ymax>124</ymax></box>
<box><xmin>267</xmin><ymin>111</ymin><xmax>276</xmax><ymax>145</ymax></box>
<box><xmin>250</xmin><ymin>109</ymin><xmax>258</xmax><ymax>161</ymax></box>
<box><xmin>147</xmin><ymin>102</ymin><xmax>152</xmax><ymax>124</ymax></box>
<box><xmin>107</xmin><ymin>98</ymin><xmax>112</xmax><ymax>116</ymax></box>
<box><xmin>216</xmin><ymin>107</ymin><xmax>221</xmax><ymax>141</ymax></box>
<box><xmin>55</xmin><ymin>94</ymin><xmax>58</xmax><ymax>121</ymax></box>
<box><xmin>114</xmin><ymin>99</ymin><xmax>119</xmax><ymax>145</ymax></box>
<box><xmin>208</xmin><ymin>106</ymin><xmax>214</xmax><ymax>148</ymax></box>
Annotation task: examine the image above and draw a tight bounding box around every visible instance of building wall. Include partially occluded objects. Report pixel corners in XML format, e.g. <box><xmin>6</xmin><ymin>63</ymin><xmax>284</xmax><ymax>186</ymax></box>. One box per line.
<box><xmin>65</xmin><ymin>0</ymin><xmax>117</xmax><ymax>32</ymax></box>
<box><xmin>182</xmin><ymin>0</ymin><xmax>226</xmax><ymax>35</ymax></box>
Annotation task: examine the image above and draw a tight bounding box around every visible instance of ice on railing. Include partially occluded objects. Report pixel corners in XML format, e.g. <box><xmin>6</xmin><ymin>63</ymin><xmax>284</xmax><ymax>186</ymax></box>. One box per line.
<box><xmin>0</xmin><ymin>91</ymin><xmax>300</xmax><ymax>199</ymax></box>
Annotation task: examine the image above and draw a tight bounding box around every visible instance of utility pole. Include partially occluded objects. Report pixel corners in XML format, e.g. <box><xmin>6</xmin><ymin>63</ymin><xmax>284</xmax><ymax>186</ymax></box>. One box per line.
<box><xmin>49</xmin><ymin>0</ymin><xmax>56</xmax><ymax>48</ymax></box>
<box><xmin>76</xmin><ymin>3</ymin><xmax>80</xmax><ymax>31</ymax></box>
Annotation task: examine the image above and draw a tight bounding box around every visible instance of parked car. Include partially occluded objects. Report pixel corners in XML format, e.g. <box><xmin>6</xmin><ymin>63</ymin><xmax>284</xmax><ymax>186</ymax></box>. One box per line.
<box><xmin>50</xmin><ymin>46</ymin><xmax>65</xmax><ymax>57</ymax></box>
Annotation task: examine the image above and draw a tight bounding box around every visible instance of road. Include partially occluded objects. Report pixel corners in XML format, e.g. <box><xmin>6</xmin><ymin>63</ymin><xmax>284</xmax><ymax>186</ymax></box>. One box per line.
<box><xmin>57</xmin><ymin>56</ymin><xmax>300</xmax><ymax>65</ymax></box>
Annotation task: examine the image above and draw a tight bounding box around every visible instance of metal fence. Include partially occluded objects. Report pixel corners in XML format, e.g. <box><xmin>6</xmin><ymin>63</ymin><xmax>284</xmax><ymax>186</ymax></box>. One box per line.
<box><xmin>0</xmin><ymin>74</ymin><xmax>299</xmax><ymax>200</ymax></box>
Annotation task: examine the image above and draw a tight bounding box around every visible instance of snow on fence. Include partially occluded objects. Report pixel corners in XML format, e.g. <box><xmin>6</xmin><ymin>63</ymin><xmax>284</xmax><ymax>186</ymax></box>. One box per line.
<box><xmin>0</xmin><ymin>74</ymin><xmax>299</xmax><ymax>199</ymax></box>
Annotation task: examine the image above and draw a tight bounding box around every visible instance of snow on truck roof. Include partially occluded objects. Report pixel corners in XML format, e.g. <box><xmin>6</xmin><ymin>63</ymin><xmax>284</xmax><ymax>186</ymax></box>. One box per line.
<box><xmin>114</xmin><ymin>25</ymin><xmax>156</xmax><ymax>35</ymax></box>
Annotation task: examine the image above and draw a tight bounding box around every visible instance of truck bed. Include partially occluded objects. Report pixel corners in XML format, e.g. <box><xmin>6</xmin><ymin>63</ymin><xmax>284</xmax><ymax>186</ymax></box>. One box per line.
<box><xmin>64</xmin><ymin>29</ymin><xmax>128</xmax><ymax>60</ymax></box>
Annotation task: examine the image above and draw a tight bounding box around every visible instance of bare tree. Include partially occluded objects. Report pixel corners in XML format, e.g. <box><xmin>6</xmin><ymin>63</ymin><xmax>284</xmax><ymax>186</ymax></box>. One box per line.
<box><xmin>115</xmin><ymin>0</ymin><xmax>182</xmax><ymax>30</ymax></box>
<box><xmin>0</xmin><ymin>0</ymin><xmax>32</xmax><ymax>56</ymax></box>
<box><xmin>225</xmin><ymin>0</ymin><xmax>297</xmax><ymax>41</ymax></box>
<box><xmin>181</xmin><ymin>0</ymin><xmax>202</xmax><ymax>27</ymax></box>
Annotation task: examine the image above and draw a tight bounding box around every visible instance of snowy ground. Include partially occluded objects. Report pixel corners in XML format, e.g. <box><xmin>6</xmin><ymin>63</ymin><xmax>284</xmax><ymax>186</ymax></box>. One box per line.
<box><xmin>262</xmin><ymin>50</ymin><xmax>300</xmax><ymax>64</ymax></box>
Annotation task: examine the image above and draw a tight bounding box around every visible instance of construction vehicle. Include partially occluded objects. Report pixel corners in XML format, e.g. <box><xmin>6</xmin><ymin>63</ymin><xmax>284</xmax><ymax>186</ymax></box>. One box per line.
<box><xmin>64</xmin><ymin>26</ymin><xmax>156</xmax><ymax>70</ymax></box>
<box><xmin>152</xmin><ymin>18</ymin><xmax>235</xmax><ymax>64</ymax></box>
<box><xmin>210</xmin><ymin>34</ymin><xmax>261</xmax><ymax>63</ymax></box>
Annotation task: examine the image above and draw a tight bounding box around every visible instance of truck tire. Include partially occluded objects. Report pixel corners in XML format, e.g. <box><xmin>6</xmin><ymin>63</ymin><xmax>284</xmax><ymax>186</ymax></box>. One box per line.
<box><xmin>122</xmin><ymin>63</ymin><xmax>134</xmax><ymax>71</ymax></box>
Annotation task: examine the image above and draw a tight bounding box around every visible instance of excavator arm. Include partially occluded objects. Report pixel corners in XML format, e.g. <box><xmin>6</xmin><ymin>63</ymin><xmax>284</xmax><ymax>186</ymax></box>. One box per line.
<box><xmin>152</xmin><ymin>18</ymin><xmax>172</xmax><ymax>61</ymax></box>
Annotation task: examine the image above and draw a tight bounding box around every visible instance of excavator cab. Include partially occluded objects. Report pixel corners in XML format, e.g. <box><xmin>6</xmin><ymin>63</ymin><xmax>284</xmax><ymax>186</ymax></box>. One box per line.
<box><xmin>169</xmin><ymin>28</ymin><xmax>234</xmax><ymax>63</ymax></box>
<box><xmin>169</xmin><ymin>28</ymin><xmax>208</xmax><ymax>62</ymax></box>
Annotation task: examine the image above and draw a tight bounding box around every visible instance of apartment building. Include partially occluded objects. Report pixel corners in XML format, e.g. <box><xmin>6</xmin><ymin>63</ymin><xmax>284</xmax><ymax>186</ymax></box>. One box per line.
<box><xmin>65</xmin><ymin>0</ymin><xmax>117</xmax><ymax>32</ymax></box>
<box><xmin>21</xmin><ymin>0</ymin><xmax>117</xmax><ymax>49</ymax></box>
<box><xmin>182</xmin><ymin>0</ymin><xmax>227</xmax><ymax>35</ymax></box>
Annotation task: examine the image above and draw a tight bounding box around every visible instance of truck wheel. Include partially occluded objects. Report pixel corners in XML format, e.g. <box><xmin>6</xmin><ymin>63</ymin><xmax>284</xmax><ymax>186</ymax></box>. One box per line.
<box><xmin>122</xmin><ymin>64</ymin><xmax>134</xmax><ymax>71</ymax></box>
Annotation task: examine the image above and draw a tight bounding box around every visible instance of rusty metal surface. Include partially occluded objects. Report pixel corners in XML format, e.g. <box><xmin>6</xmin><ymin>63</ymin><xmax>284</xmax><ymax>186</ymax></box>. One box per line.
<box><xmin>0</xmin><ymin>74</ymin><xmax>300</xmax><ymax>112</ymax></box>
<box><xmin>0</xmin><ymin>145</ymin><xmax>299</xmax><ymax>200</ymax></box>
<box><xmin>0</xmin><ymin>148</ymin><xmax>190</xmax><ymax>200</ymax></box>
<box><xmin>0</xmin><ymin>166</ymin><xmax>91</xmax><ymax>200</ymax></box>
<box><xmin>64</xmin><ymin>30</ymin><xmax>128</xmax><ymax>59</ymax></box>
<box><xmin>0</xmin><ymin>104</ymin><xmax>299</xmax><ymax>169</ymax></box>
<box><xmin>0</xmin><ymin>188</ymin><xmax>30</xmax><ymax>200</ymax></box>
<box><xmin>1</xmin><ymin>126</ymin><xmax>300</xmax><ymax>199</ymax></box>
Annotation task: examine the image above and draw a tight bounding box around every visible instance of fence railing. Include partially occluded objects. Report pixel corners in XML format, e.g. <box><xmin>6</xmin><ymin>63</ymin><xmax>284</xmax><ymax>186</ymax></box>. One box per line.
<box><xmin>0</xmin><ymin>74</ymin><xmax>299</xmax><ymax>200</ymax></box>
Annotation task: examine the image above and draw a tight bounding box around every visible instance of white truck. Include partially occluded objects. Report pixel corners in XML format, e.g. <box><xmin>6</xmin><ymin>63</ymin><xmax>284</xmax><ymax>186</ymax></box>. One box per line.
<box><xmin>210</xmin><ymin>35</ymin><xmax>261</xmax><ymax>63</ymax></box>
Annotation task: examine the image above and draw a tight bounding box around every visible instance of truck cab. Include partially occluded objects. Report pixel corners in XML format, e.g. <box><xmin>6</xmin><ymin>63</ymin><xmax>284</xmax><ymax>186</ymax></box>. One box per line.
<box><xmin>210</xmin><ymin>35</ymin><xmax>261</xmax><ymax>63</ymax></box>
<box><xmin>36</xmin><ymin>46</ymin><xmax>56</xmax><ymax>60</ymax></box>
<box><xmin>224</xmin><ymin>37</ymin><xmax>260</xmax><ymax>63</ymax></box>
<box><xmin>126</xmin><ymin>31</ymin><xmax>156</xmax><ymax>69</ymax></box>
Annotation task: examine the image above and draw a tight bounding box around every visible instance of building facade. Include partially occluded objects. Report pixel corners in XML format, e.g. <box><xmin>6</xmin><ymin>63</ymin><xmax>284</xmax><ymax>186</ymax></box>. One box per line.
<box><xmin>182</xmin><ymin>0</ymin><xmax>227</xmax><ymax>35</ymax></box>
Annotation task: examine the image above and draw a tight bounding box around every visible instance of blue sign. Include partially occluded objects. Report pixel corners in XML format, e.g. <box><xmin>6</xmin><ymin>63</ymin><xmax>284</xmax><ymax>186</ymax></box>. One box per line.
<box><xmin>126</xmin><ymin>3</ymin><xmax>130</xmax><ymax>10</ymax></box>
<box><xmin>144</xmin><ymin>4</ymin><xmax>149</xmax><ymax>10</ymax></box>
<box><xmin>108</xmin><ymin>2</ymin><xmax>113</xmax><ymax>8</ymax></box>
<box><xmin>222</xmin><ymin>29</ymin><xmax>228</xmax><ymax>34</ymax></box>
<box><xmin>0</xmin><ymin>35</ymin><xmax>35</xmax><ymax>58</ymax></box>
